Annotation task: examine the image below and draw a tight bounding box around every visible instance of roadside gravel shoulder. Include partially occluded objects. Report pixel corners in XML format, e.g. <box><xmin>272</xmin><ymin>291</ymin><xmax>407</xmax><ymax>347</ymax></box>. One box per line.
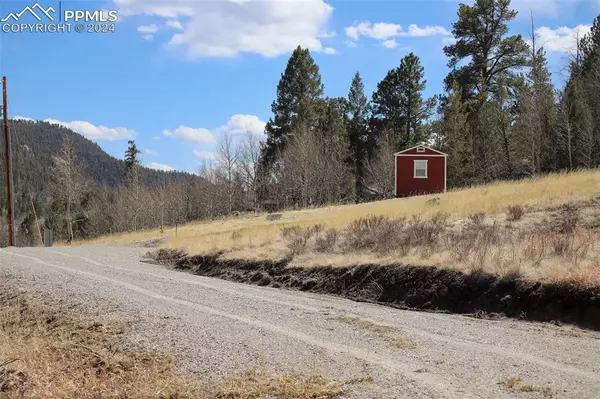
<box><xmin>2</xmin><ymin>245</ymin><xmax>600</xmax><ymax>398</ymax></box>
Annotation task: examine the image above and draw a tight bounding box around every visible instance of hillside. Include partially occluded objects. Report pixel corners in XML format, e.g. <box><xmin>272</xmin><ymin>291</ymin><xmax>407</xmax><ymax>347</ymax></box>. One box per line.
<box><xmin>0</xmin><ymin>119</ymin><xmax>195</xmax><ymax>216</ymax></box>
<box><xmin>89</xmin><ymin>170</ymin><xmax>600</xmax><ymax>287</ymax></box>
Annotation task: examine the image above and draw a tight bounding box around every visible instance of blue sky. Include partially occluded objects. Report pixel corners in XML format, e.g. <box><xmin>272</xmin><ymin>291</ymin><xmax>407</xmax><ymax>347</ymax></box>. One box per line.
<box><xmin>0</xmin><ymin>0</ymin><xmax>597</xmax><ymax>173</ymax></box>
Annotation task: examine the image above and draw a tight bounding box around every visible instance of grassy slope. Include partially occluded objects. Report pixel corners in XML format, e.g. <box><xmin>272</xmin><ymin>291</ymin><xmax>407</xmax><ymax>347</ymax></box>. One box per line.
<box><xmin>80</xmin><ymin>170</ymin><xmax>600</xmax><ymax>285</ymax></box>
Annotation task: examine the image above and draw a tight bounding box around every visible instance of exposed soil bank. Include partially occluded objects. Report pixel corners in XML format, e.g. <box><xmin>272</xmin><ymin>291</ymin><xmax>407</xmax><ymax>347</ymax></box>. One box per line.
<box><xmin>149</xmin><ymin>249</ymin><xmax>600</xmax><ymax>331</ymax></box>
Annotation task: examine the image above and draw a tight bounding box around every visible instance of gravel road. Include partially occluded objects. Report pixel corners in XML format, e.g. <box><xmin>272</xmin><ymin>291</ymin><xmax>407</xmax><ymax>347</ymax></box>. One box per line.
<box><xmin>1</xmin><ymin>245</ymin><xmax>599</xmax><ymax>398</ymax></box>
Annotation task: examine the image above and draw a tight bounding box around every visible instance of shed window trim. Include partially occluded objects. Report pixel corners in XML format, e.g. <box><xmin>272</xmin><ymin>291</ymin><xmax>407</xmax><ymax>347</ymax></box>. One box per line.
<box><xmin>416</xmin><ymin>147</ymin><xmax>425</xmax><ymax>153</ymax></box>
<box><xmin>414</xmin><ymin>160</ymin><xmax>428</xmax><ymax>179</ymax></box>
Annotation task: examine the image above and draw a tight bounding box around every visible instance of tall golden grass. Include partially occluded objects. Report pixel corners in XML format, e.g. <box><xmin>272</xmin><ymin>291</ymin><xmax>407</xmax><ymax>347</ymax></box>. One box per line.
<box><xmin>77</xmin><ymin>170</ymin><xmax>600</xmax><ymax>285</ymax></box>
<box><xmin>158</xmin><ymin>170</ymin><xmax>600</xmax><ymax>256</ymax></box>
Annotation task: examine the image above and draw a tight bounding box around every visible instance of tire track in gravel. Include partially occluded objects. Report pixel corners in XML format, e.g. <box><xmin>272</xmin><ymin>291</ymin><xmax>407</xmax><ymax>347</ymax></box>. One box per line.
<box><xmin>43</xmin><ymin>248</ymin><xmax>600</xmax><ymax>384</ymax></box>
<box><xmin>0</xmin><ymin>248</ymin><xmax>461</xmax><ymax>399</ymax></box>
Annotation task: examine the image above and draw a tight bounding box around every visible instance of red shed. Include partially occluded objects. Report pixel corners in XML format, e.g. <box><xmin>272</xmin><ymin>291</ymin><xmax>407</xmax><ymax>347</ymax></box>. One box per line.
<box><xmin>394</xmin><ymin>145</ymin><xmax>447</xmax><ymax>198</ymax></box>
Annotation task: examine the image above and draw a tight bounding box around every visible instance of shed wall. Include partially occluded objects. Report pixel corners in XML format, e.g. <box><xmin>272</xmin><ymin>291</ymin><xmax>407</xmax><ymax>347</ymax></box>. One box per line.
<box><xmin>395</xmin><ymin>156</ymin><xmax>446</xmax><ymax>197</ymax></box>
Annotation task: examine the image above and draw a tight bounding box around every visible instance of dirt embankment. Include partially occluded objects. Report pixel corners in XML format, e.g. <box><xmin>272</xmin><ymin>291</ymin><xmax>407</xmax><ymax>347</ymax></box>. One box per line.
<box><xmin>150</xmin><ymin>249</ymin><xmax>600</xmax><ymax>331</ymax></box>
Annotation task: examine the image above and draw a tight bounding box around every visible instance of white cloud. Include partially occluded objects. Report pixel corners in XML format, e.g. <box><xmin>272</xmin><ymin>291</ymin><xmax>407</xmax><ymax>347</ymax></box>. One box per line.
<box><xmin>318</xmin><ymin>31</ymin><xmax>336</xmax><ymax>38</ymax></box>
<box><xmin>144</xmin><ymin>149</ymin><xmax>158</xmax><ymax>156</ymax></box>
<box><xmin>536</xmin><ymin>25</ymin><xmax>591</xmax><ymax>53</ymax></box>
<box><xmin>216</xmin><ymin>114</ymin><xmax>266</xmax><ymax>135</ymax></box>
<box><xmin>13</xmin><ymin>116</ymin><xmax>34</xmax><ymax>121</ymax></box>
<box><xmin>381</xmin><ymin>39</ymin><xmax>398</xmax><ymax>49</ymax></box>
<box><xmin>163</xmin><ymin>125</ymin><xmax>216</xmax><ymax>144</ymax></box>
<box><xmin>345</xmin><ymin>40</ymin><xmax>357</xmax><ymax>48</ymax></box>
<box><xmin>137</xmin><ymin>24</ymin><xmax>159</xmax><ymax>34</ymax></box>
<box><xmin>166</xmin><ymin>19</ymin><xmax>183</xmax><ymax>30</ymax></box>
<box><xmin>404</xmin><ymin>24</ymin><xmax>450</xmax><ymax>37</ymax></box>
<box><xmin>344</xmin><ymin>21</ymin><xmax>451</xmax><ymax>48</ymax></box>
<box><xmin>323</xmin><ymin>47</ymin><xmax>337</xmax><ymax>54</ymax></box>
<box><xmin>442</xmin><ymin>37</ymin><xmax>457</xmax><ymax>45</ymax></box>
<box><xmin>193</xmin><ymin>150</ymin><xmax>217</xmax><ymax>160</ymax></box>
<box><xmin>115</xmin><ymin>0</ymin><xmax>334</xmax><ymax>58</ymax></box>
<box><xmin>164</xmin><ymin>114</ymin><xmax>265</xmax><ymax>151</ymax></box>
<box><xmin>147</xmin><ymin>162</ymin><xmax>175</xmax><ymax>171</ymax></box>
<box><xmin>44</xmin><ymin>119</ymin><xmax>135</xmax><ymax>141</ymax></box>
<box><xmin>137</xmin><ymin>24</ymin><xmax>159</xmax><ymax>40</ymax></box>
<box><xmin>345</xmin><ymin>22</ymin><xmax>402</xmax><ymax>41</ymax></box>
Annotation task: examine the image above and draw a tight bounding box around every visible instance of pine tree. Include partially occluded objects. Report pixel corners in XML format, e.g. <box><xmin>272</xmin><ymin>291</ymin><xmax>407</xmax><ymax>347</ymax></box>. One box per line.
<box><xmin>579</xmin><ymin>16</ymin><xmax>600</xmax><ymax>166</ymax></box>
<box><xmin>124</xmin><ymin>140</ymin><xmax>141</xmax><ymax>176</ymax></box>
<box><xmin>560</xmin><ymin>82</ymin><xmax>594</xmax><ymax>169</ymax></box>
<box><xmin>372</xmin><ymin>53</ymin><xmax>433</xmax><ymax>149</ymax></box>
<box><xmin>262</xmin><ymin>46</ymin><xmax>324</xmax><ymax>167</ymax></box>
<box><xmin>515</xmin><ymin>41</ymin><xmax>557</xmax><ymax>174</ymax></box>
<box><xmin>124</xmin><ymin>140</ymin><xmax>142</xmax><ymax>232</ymax></box>
<box><xmin>318</xmin><ymin>97</ymin><xmax>353</xmax><ymax>203</ymax></box>
<box><xmin>581</xmin><ymin>15</ymin><xmax>600</xmax><ymax>73</ymax></box>
<box><xmin>444</xmin><ymin>0</ymin><xmax>529</xmax><ymax>103</ymax></box>
<box><xmin>346</xmin><ymin>72</ymin><xmax>370</xmax><ymax>199</ymax></box>
<box><xmin>440</xmin><ymin>82</ymin><xmax>474</xmax><ymax>187</ymax></box>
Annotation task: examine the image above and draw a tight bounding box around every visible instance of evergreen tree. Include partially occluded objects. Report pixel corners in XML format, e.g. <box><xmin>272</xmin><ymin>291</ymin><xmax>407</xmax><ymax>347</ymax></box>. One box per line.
<box><xmin>346</xmin><ymin>72</ymin><xmax>370</xmax><ymax>199</ymax></box>
<box><xmin>262</xmin><ymin>46</ymin><xmax>324</xmax><ymax>167</ymax></box>
<box><xmin>515</xmin><ymin>44</ymin><xmax>557</xmax><ymax>174</ymax></box>
<box><xmin>124</xmin><ymin>140</ymin><xmax>142</xmax><ymax>232</ymax></box>
<box><xmin>580</xmin><ymin>15</ymin><xmax>600</xmax><ymax>73</ymax></box>
<box><xmin>372</xmin><ymin>53</ymin><xmax>433</xmax><ymax>149</ymax></box>
<box><xmin>318</xmin><ymin>97</ymin><xmax>353</xmax><ymax>202</ymax></box>
<box><xmin>439</xmin><ymin>82</ymin><xmax>473</xmax><ymax>187</ymax></box>
<box><xmin>579</xmin><ymin>16</ymin><xmax>600</xmax><ymax>166</ymax></box>
<box><xmin>124</xmin><ymin>140</ymin><xmax>141</xmax><ymax>176</ymax></box>
<box><xmin>558</xmin><ymin>82</ymin><xmax>594</xmax><ymax>169</ymax></box>
<box><xmin>443</xmin><ymin>0</ymin><xmax>529</xmax><ymax>103</ymax></box>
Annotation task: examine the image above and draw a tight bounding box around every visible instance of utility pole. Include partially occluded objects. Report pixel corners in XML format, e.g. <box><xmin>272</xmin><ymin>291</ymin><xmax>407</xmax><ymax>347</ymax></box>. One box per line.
<box><xmin>2</xmin><ymin>77</ymin><xmax>16</xmax><ymax>246</ymax></box>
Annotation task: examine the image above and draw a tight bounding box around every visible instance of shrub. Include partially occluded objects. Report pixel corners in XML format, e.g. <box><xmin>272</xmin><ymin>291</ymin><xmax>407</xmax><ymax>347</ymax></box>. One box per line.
<box><xmin>506</xmin><ymin>205</ymin><xmax>525</xmax><ymax>222</ymax></box>
<box><xmin>551</xmin><ymin>234</ymin><xmax>572</xmax><ymax>256</ymax></box>
<box><xmin>345</xmin><ymin>215</ymin><xmax>408</xmax><ymax>255</ymax></box>
<box><xmin>523</xmin><ymin>236</ymin><xmax>545</xmax><ymax>267</ymax></box>
<box><xmin>280</xmin><ymin>226</ymin><xmax>315</xmax><ymax>257</ymax></box>
<box><xmin>468</xmin><ymin>212</ymin><xmax>486</xmax><ymax>228</ymax></box>
<box><xmin>231</xmin><ymin>231</ymin><xmax>242</xmax><ymax>241</ymax></box>
<box><xmin>406</xmin><ymin>213</ymin><xmax>448</xmax><ymax>247</ymax></box>
<box><xmin>447</xmin><ymin>231</ymin><xmax>476</xmax><ymax>261</ymax></box>
<box><xmin>372</xmin><ymin>220</ymin><xmax>409</xmax><ymax>255</ymax></box>
<box><xmin>312</xmin><ymin>224</ymin><xmax>325</xmax><ymax>234</ymax></box>
<box><xmin>314</xmin><ymin>229</ymin><xmax>339</xmax><ymax>253</ymax></box>
<box><xmin>345</xmin><ymin>215</ymin><xmax>393</xmax><ymax>251</ymax></box>
<box><xmin>555</xmin><ymin>204</ymin><xmax>580</xmax><ymax>234</ymax></box>
<box><xmin>446</xmin><ymin>221</ymin><xmax>500</xmax><ymax>263</ymax></box>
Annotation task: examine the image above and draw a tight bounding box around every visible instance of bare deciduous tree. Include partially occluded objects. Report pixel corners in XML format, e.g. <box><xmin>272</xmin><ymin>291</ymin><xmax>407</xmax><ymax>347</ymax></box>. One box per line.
<box><xmin>216</xmin><ymin>132</ymin><xmax>240</xmax><ymax>214</ymax></box>
<box><xmin>238</xmin><ymin>132</ymin><xmax>263</xmax><ymax>211</ymax></box>
<box><xmin>50</xmin><ymin>136</ymin><xmax>87</xmax><ymax>242</ymax></box>
<box><xmin>281</xmin><ymin>126</ymin><xmax>323</xmax><ymax>208</ymax></box>
<box><xmin>363</xmin><ymin>129</ymin><xmax>396</xmax><ymax>198</ymax></box>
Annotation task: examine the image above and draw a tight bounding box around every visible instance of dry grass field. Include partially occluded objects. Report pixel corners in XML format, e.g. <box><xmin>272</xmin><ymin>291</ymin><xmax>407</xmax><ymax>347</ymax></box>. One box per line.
<box><xmin>82</xmin><ymin>170</ymin><xmax>600</xmax><ymax>287</ymax></box>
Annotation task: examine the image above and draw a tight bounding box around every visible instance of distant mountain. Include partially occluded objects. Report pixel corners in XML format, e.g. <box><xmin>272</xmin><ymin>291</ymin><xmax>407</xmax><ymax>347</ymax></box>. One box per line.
<box><xmin>0</xmin><ymin>119</ymin><xmax>196</xmax><ymax>216</ymax></box>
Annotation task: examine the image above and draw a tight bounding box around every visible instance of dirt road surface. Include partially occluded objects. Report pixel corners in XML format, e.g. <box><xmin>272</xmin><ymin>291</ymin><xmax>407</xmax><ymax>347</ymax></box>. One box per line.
<box><xmin>1</xmin><ymin>245</ymin><xmax>599</xmax><ymax>398</ymax></box>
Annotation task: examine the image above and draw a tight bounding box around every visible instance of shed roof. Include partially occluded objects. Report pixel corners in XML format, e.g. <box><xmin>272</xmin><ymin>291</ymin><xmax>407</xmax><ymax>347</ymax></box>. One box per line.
<box><xmin>394</xmin><ymin>145</ymin><xmax>447</xmax><ymax>156</ymax></box>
